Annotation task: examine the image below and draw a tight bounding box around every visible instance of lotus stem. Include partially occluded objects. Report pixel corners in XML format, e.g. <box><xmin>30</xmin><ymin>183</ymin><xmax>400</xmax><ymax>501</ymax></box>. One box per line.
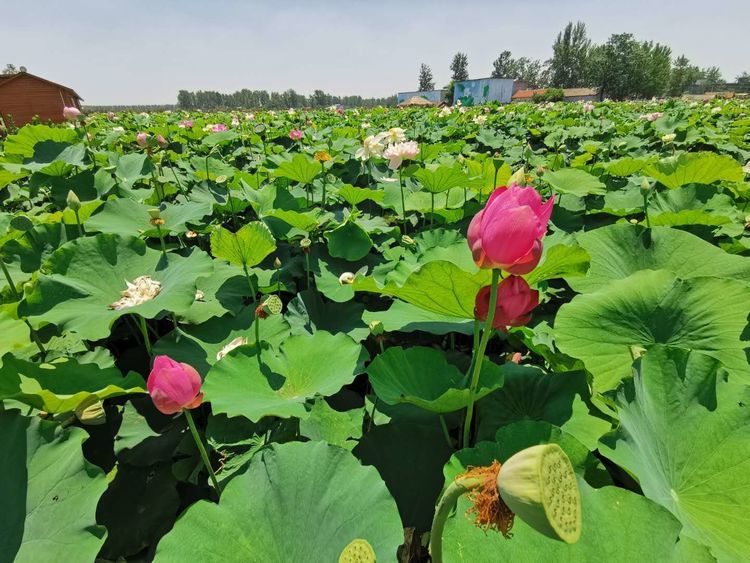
<box><xmin>462</xmin><ymin>269</ymin><xmax>501</xmax><ymax>447</ymax></box>
<box><xmin>184</xmin><ymin>409</ymin><xmax>221</xmax><ymax>493</ymax></box>
<box><xmin>429</xmin><ymin>476</ymin><xmax>483</xmax><ymax>563</ymax></box>
<box><xmin>137</xmin><ymin>315</ymin><xmax>152</xmax><ymax>356</ymax></box>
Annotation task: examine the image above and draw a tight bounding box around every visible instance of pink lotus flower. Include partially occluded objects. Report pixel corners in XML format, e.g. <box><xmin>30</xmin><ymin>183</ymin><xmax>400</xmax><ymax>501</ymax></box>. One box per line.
<box><xmin>467</xmin><ymin>184</ymin><xmax>553</xmax><ymax>275</ymax></box>
<box><xmin>136</xmin><ymin>132</ymin><xmax>149</xmax><ymax>147</ymax></box>
<box><xmin>383</xmin><ymin>140</ymin><xmax>420</xmax><ymax>170</ymax></box>
<box><xmin>107</xmin><ymin>112</ymin><xmax>116</xmax><ymax>120</ymax></box>
<box><xmin>156</xmin><ymin>134</ymin><xmax>168</xmax><ymax>148</ymax></box>
<box><xmin>289</xmin><ymin>129</ymin><xmax>303</xmax><ymax>141</ymax></box>
<box><xmin>212</xmin><ymin>123</ymin><xmax>228</xmax><ymax>132</ymax></box>
<box><xmin>147</xmin><ymin>355</ymin><xmax>204</xmax><ymax>415</ymax></box>
<box><xmin>178</xmin><ymin>120</ymin><xmax>193</xmax><ymax>129</ymax></box>
<box><xmin>63</xmin><ymin>106</ymin><xmax>81</xmax><ymax>121</ymax></box>
<box><xmin>474</xmin><ymin>275</ymin><xmax>539</xmax><ymax>330</ymax></box>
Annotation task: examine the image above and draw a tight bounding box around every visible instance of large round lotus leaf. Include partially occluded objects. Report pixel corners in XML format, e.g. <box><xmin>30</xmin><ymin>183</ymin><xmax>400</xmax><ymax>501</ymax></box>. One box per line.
<box><xmin>645</xmin><ymin>151</ymin><xmax>744</xmax><ymax>189</ymax></box>
<box><xmin>476</xmin><ymin>365</ymin><xmax>611</xmax><ymax>450</ymax></box>
<box><xmin>153</xmin><ymin>441</ymin><xmax>403</xmax><ymax>562</ymax></box>
<box><xmin>569</xmin><ymin>224</ymin><xmax>750</xmax><ymax>293</ymax></box>
<box><xmin>0</xmin><ymin>353</ymin><xmax>145</xmax><ymax>414</ymax></box>
<box><xmin>204</xmin><ymin>330</ymin><xmax>364</xmax><ymax>422</ymax></box>
<box><xmin>20</xmin><ymin>234</ymin><xmax>213</xmax><ymax>341</ymax></box>
<box><xmin>367</xmin><ymin>346</ymin><xmax>505</xmax><ymax>413</ymax></box>
<box><xmin>599</xmin><ymin>346</ymin><xmax>750</xmax><ymax>562</ymax></box>
<box><xmin>179</xmin><ymin>259</ymin><xmax>250</xmax><ymax>324</ymax></box>
<box><xmin>85</xmin><ymin>198</ymin><xmax>213</xmax><ymax>236</ymax></box>
<box><xmin>440</xmin><ymin>437</ymin><xmax>712</xmax><ymax>562</ymax></box>
<box><xmin>0</xmin><ymin>409</ymin><xmax>107</xmax><ymax>563</ymax></box>
<box><xmin>325</xmin><ymin>220</ymin><xmax>373</xmax><ymax>261</ymax></box>
<box><xmin>154</xmin><ymin>307</ymin><xmax>291</xmax><ymax>375</ymax></box>
<box><xmin>544</xmin><ymin>168</ymin><xmax>607</xmax><ymax>196</ymax></box>
<box><xmin>555</xmin><ymin>269</ymin><xmax>750</xmax><ymax>392</ymax></box>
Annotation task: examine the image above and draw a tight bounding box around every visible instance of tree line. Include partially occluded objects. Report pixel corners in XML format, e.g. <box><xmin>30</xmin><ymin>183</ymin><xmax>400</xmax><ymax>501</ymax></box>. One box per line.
<box><xmin>417</xmin><ymin>21</ymin><xmax>749</xmax><ymax>100</ymax></box>
<box><xmin>176</xmin><ymin>88</ymin><xmax>396</xmax><ymax>110</ymax></box>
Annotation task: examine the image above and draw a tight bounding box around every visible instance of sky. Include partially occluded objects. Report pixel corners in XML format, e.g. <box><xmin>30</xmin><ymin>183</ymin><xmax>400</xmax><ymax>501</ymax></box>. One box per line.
<box><xmin>4</xmin><ymin>0</ymin><xmax>749</xmax><ymax>105</ymax></box>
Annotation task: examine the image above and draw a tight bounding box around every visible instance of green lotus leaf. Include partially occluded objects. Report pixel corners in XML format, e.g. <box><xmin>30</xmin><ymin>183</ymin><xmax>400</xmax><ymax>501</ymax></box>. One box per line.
<box><xmin>599</xmin><ymin>346</ymin><xmax>750</xmax><ymax>562</ymax></box>
<box><xmin>273</xmin><ymin>153</ymin><xmax>321</xmax><ymax>185</ymax></box>
<box><xmin>367</xmin><ymin>346</ymin><xmax>504</xmax><ymax>413</ymax></box>
<box><xmin>414</xmin><ymin>164</ymin><xmax>469</xmax><ymax>194</ymax></box>
<box><xmin>325</xmin><ymin>220</ymin><xmax>372</xmax><ymax>261</ymax></box>
<box><xmin>0</xmin><ymin>304</ymin><xmax>32</xmax><ymax>357</ymax></box>
<box><xmin>299</xmin><ymin>399</ymin><xmax>364</xmax><ymax>450</ymax></box>
<box><xmin>86</xmin><ymin>198</ymin><xmax>213</xmax><ymax>236</ymax></box>
<box><xmin>114</xmin><ymin>153</ymin><xmax>153</xmax><ymax>188</ymax></box>
<box><xmin>0</xmin><ymin>353</ymin><xmax>144</xmax><ymax>413</ymax></box>
<box><xmin>180</xmin><ymin>260</ymin><xmax>250</xmax><ymax>324</ymax></box>
<box><xmin>570</xmin><ymin>224</ymin><xmax>750</xmax><ymax>293</ymax></box>
<box><xmin>1</xmin><ymin>409</ymin><xmax>107</xmax><ymax>562</ymax></box>
<box><xmin>153</xmin><ymin>441</ymin><xmax>403</xmax><ymax>562</ymax></box>
<box><xmin>555</xmin><ymin>269</ymin><xmax>750</xmax><ymax>391</ymax></box>
<box><xmin>362</xmin><ymin>301</ymin><xmax>474</xmax><ymax>335</ymax></box>
<box><xmin>20</xmin><ymin>234</ymin><xmax>213</xmax><ymax>340</ymax></box>
<box><xmin>3</xmin><ymin>125</ymin><xmax>79</xmax><ymax>158</ymax></box>
<box><xmin>645</xmin><ymin>151</ymin><xmax>744</xmax><ymax>189</ymax></box>
<box><xmin>336</xmin><ymin>183</ymin><xmax>384</xmax><ymax>206</ymax></box>
<box><xmin>210</xmin><ymin>222</ymin><xmax>276</xmax><ymax>268</ymax></box>
<box><xmin>544</xmin><ymin>168</ymin><xmax>607</xmax><ymax>196</ymax></box>
<box><xmin>204</xmin><ymin>330</ymin><xmax>364</xmax><ymax>422</ymax></box>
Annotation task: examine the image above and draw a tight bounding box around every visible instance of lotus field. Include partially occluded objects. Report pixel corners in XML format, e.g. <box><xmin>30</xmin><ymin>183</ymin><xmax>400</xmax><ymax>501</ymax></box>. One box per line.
<box><xmin>2</xmin><ymin>99</ymin><xmax>750</xmax><ymax>563</ymax></box>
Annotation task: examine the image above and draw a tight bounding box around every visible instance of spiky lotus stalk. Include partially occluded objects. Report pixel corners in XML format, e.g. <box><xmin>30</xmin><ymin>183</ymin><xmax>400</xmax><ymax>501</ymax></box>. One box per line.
<box><xmin>429</xmin><ymin>445</ymin><xmax>581</xmax><ymax>563</ymax></box>
<box><xmin>338</xmin><ymin>539</ymin><xmax>376</xmax><ymax>563</ymax></box>
<box><xmin>497</xmin><ymin>443</ymin><xmax>581</xmax><ymax>544</ymax></box>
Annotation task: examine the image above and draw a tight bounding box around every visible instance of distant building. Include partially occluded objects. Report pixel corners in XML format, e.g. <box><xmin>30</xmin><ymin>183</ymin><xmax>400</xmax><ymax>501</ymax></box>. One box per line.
<box><xmin>396</xmin><ymin>89</ymin><xmax>444</xmax><ymax>104</ymax></box>
<box><xmin>511</xmin><ymin>87</ymin><xmax>599</xmax><ymax>103</ymax></box>
<box><xmin>453</xmin><ymin>78</ymin><xmax>515</xmax><ymax>105</ymax></box>
<box><xmin>0</xmin><ymin>71</ymin><xmax>82</xmax><ymax>128</ymax></box>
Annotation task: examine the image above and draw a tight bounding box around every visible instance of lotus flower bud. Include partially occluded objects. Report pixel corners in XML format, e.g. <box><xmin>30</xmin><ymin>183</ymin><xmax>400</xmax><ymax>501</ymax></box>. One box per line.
<box><xmin>147</xmin><ymin>356</ymin><xmax>204</xmax><ymax>415</ymax></box>
<box><xmin>274</xmin><ymin>257</ymin><xmax>282</xmax><ymax>269</ymax></box>
<box><xmin>156</xmin><ymin>134</ymin><xmax>168</xmax><ymax>148</ymax></box>
<box><xmin>338</xmin><ymin>539</ymin><xmax>375</xmax><ymax>563</ymax></box>
<box><xmin>368</xmin><ymin>320</ymin><xmax>384</xmax><ymax>337</ymax></box>
<box><xmin>74</xmin><ymin>398</ymin><xmax>106</xmax><ymax>425</ymax></box>
<box><xmin>339</xmin><ymin>272</ymin><xmax>356</xmax><ymax>285</ymax></box>
<box><xmin>497</xmin><ymin>443</ymin><xmax>581</xmax><ymax>544</ymax></box>
<box><xmin>661</xmin><ymin>133</ymin><xmax>676</xmax><ymax>143</ymax></box>
<box><xmin>63</xmin><ymin>106</ymin><xmax>81</xmax><ymax>121</ymax></box>
<box><xmin>66</xmin><ymin>190</ymin><xmax>81</xmax><ymax>212</ymax></box>
<box><xmin>136</xmin><ymin>132</ymin><xmax>149</xmax><ymax>148</ymax></box>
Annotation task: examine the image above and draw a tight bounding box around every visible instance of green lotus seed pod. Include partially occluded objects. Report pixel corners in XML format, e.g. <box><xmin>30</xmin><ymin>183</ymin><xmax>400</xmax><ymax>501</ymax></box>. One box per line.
<box><xmin>66</xmin><ymin>190</ymin><xmax>81</xmax><ymax>211</ymax></box>
<box><xmin>262</xmin><ymin>294</ymin><xmax>283</xmax><ymax>316</ymax></box>
<box><xmin>215</xmin><ymin>175</ymin><xmax>228</xmax><ymax>184</ymax></box>
<box><xmin>74</xmin><ymin>398</ymin><xmax>106</xmax><ymax>425</ymax></box>
<box><xmin>497</xmin><ymin>443</ymin><xmax>581</xmax><ymax>544</ymax></box>
<box><xmin>300</xmin><ymin>237</ymin><xmax>312</xmax><ymax>249</ymax></box>
<box><xmin>338</xmin><ymin>539</ymin><xmax>376</xmax><ymax>563</ymax></box>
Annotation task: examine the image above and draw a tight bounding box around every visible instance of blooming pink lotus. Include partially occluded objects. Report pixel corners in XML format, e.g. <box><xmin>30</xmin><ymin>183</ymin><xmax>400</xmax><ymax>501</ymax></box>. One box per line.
<box><xmin>147</xmin><ymin>355</ymin><xmax>204</xmax><ymax>415</ymax></box>
<box><xmin>178</xmin><ymin>120</ymin><xmax>193</xmax><ymax>128</ymax></box>
<box><xmin>63</xmin><ymin>106</ymin><xmax>81</xmax><ymax>121</ymax></box>
<box><xmin>289</xmin><ymin>129</ymin><xmax>304</xmax><ymax>140</ymax></box>
<box><xmin>467</xmin><ymin>184</ymin><xmax>553</xmax><ymax>275</ymax></box>
<box><xmin>383</xmin><ymin>140</ymin><xmax>420</xmax><ymax>170</ymax></box>
<box><xmin>474</xmin><ymin>275</ymin><xmax>539</xmax><ymax>330</ymax></box>
<box><xmin>136</xmin><ymin>132</ymin><xmax>149</xmax><ymax>148</ymax></box>
<box><xmin>211</xmin><ymin>123</ymin><xmax>228</xmax><ymax>132</ymax></box>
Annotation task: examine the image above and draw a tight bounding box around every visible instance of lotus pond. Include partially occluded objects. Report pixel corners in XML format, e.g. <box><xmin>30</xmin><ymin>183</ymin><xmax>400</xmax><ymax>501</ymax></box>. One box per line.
<box><xmin>1</xmin><ymin>99</ymin><xmax>750</xmax><ymax>562</ymax></box>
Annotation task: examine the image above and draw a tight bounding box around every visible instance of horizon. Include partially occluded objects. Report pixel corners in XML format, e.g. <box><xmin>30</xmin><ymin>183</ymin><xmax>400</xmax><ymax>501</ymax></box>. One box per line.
<box><xmin>4</xmin><ymin>0</ymin><xmax>749</xmax><ymax>105</ymax></box>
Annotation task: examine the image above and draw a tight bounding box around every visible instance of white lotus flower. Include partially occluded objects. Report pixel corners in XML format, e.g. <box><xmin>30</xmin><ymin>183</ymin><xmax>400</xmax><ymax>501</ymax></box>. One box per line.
<box><xmin>216</xmin><ymin>336</ymin><xmax>248</xmax><ymax>361</ymax></box>
<box><xmin>108</xmin><ymin>276</ymin><xmax>162</xmax><ymax>310</ymax></box>
<box><xmin>383</xmin><ymin>141</ymin><xmax>420</xmax><ymax>170</ymax></box>
<box><xmin>743</xmin><ymin>161</ymin><xmax>750</xmax><ymax>175</ymax></box>
<box><xmin>711</xmin><ymin>106</ymin><xmax>722</xmax><ymax>114</ymax></box>
<box><xmin>355</xmin><ymin>135</ymin><xmax>385</xmax><ymax>161</ymax></box>
<box><xmin>439</xmin><ymin>106</ymin><xmax>452</xmax><ymax>117</ymax></box>
<box><xmin>382</xmin><ymin>127</ymin><xmax>406</xmax><ymax>144</ymax></box>
<box><xmin>661</xmin><ymin>133</ymin><xmax>676</xmax><ymax>143</ymax></box>
<box><xmin>472</xmin><ymin>115</ymin><xmax>487</xmax><ymax>125</ymax></box>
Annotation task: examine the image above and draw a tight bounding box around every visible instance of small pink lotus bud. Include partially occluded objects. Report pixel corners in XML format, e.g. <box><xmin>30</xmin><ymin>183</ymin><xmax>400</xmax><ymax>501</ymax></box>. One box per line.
<box><xmin>289</xmin><ymin>129</ymin><xmax>303</xmax><ymax>141</ymax></box>
<box><xmin>147</xmin><ymin>355</ymin><xmax>204</xmax><ymax>415</ymax></box>
<box><xmin>136</xmin><ymin>132</ymin><xmax>149</xmax><ymax>148</ymax></box>
<box><xmin>63</xmin><ymin>106</ymin><xmax>81</xmax><ymax>121</ymax></box>
<box><xmin>156</xmin><ymin>134</ymin><xmax>168</xmax><ymax>148</ymax></box>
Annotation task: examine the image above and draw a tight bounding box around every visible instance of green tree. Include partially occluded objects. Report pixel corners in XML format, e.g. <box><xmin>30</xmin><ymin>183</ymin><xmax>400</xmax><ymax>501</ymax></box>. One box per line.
<box><xmin>668</xmin><ymin>55</ymin><xmax>701</xmax><ymax>96</ymax></box>
<box><xmin>450</xmin><ymin>52</ymin><xmax>469</xmax><ymax>82</ymax></box>
<box><xmin>492</xmin><ymin>52</ymin><xmax>546</xmax><ymax>87</ymax></box>
<box><xmin>737</xmin><ymin>72</ymin><xmax>750</xmax><ymax>85</ymax></box>
<box><xmin>2</xmin><ymin>64</ymin><xmax>18</xmax><ymax>75</ymax></box>
<box><xmin>641</xmin><ymin>42</ymin><xmax>672</xmax><ymax>98</ymax></box>
<box><xmin>418</xmin><ymin>63</ymin><xmax>435</xmax><ymax>91</ymax></box>
<box><xmin>491</xmin><ymin>51</ymin><xmax>514</xmax><ymax>78</ymax></box>
<box><xmin>698</xmin><ymin>66</ymin><xmax>725</xmax><ymax>85</ymax></box>
<box><xmin>548</xmin><ymin>21</ymin><xmax>591</xmax><ymax>87</ymax></box>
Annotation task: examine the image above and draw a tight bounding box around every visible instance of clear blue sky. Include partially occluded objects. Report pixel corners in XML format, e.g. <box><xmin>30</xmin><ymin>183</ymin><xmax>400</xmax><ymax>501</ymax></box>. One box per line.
<box><xmin>5</xmin><ymin>0</ymin><xmax>749</xmax><ymax>104</ymax></box>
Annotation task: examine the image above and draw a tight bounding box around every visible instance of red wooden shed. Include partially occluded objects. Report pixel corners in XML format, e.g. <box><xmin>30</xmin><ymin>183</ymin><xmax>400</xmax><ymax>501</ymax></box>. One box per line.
<box><xmin>0</xmin><ymin>72</ymin><xmax>83</xmax><ymax>128</ymax></box>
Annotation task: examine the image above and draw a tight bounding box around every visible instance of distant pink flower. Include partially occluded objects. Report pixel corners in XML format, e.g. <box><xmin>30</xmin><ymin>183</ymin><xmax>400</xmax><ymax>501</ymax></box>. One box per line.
<box><xmin>107</xmin><ymin>112</ymin><xmax>116</xmax><ymax>120</ymax></box>
<box><xmin>136</xmin><ymin>132</ymin><xmax>149</xmax><ymax>147</ymax></box>
<box><xmin>289</xmin><ymin>129</ymin><xmax>303</xmax><ymax>141</ymax></box>
<box><xmin>178</xmin><ymin>120</ymin><xmax>193</xmax><ymax>128</ymax></box>
<box><xmin>582</xmin><ymin>102</ymin><xmax>594</xmax><ymax>112</ymax></box>
<box><xmin>63</xmin><ymin>106</ymin><xmax>81</xmax><ymax>121</ymax></box>
<box><xmin>156</xmin><ymin>134</ymin><xmax>168</xmax><ymax>148</ymax></box>
<box><xmin>467</xmin><ymin>184</ymin><xmax>553</xmax><ymax>275</ymax></box>
<box><xmin>147</xmin><ymin>355</ymin><xmax>204</xmax><ymax>415</ymax></box>
<box><xmin>211</xmin><ymin>123</ymin><xmax>228</xmax><ymax>132</ymax></box>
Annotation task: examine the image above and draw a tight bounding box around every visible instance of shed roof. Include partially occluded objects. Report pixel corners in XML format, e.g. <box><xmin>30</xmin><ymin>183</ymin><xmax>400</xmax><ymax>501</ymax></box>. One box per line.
<box><xmin>398</xmin><ymin>95</ymin><xmax>437</xmax><ymax>107</ymax></box>
<box><xmin>512</xmin><ymin>88</ymin><xmax>547</xmax><ymax>100</ymax></box>
<box><xmin>0</xmin><ymin>72</ymin><xmax>83</xmax><ymax>100</ymax></box>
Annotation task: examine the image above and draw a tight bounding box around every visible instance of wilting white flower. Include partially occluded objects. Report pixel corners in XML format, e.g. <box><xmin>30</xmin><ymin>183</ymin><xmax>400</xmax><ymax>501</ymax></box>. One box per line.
<box><xmin>711</xmin><ymin>106</ymin><xmax>722</xmax><ymax>114</ymax></box>
<box><xmin>383</xmin><ymin>141</ymin><xmax>420</xmax><ymax>170</ymax></box>
<box><xmin>195</xmin><ymin>290</ymin><xmax>205</xmax><ymax>301</ymax></box>
<box><xmin>287</xmin><ymin>108</ymin><xmax>296</xmax><ymax>115</ymax></box>
<box><xmin>639</xmin><ymin>112</ymin><xmax>663</xmax><ymax>121</ymax></box>
<box><xmin>108</xmin><ymin>276</ymin><xmax>162</xmax><ymax>310</ymax></box>
<box><xmin>661</xmin><ymin>133</ymin><xmax>677</xmax><ymax>143</ymax></box>
<box><xmin>438</xmin><ymin>106</ymin><xmax>452</xmax><ymax>117</ymax></box>
<box><xmin>382</xmin><ymin>127</ymin><xmax>406</xmax><ymax>144</ymax></box>
<box><xmin>361</xmin><ymin>122</ymin><xmax>371</xmax><ymax>129</ymax></box>
<box><xmin>458</xmin><ymin>106</ymin><xmax>467</xmax><ymax>114</ymax></box>
<box><xmin>472</xmin><ymin>115</ymin><xmax>487</xmax><ymax>125</ymax></box>
<box><xmin>112</xmin><ymin>126</ymin><xmax>125</xmax><ymax>132</ymax></box>
<box><xmin>231</xmin><ymin>117</ymin><xmax>240</xmax><ymax>127</ymax></box>
<box><xmin>245</xmin><ymin>113</ymin><xmax>255</xmax><ymax>121</ymax></box>
<box><xmin>743</xmin><ymin>161</ymin><xmax>750</xmax><ymax>175</ymax></box>
<box><xmin>582</xmin><ymin>102</ymin><xmax>595</xmax><ymax>112</ymax></box>
<box><xmin>355</xmin><ymin>135</ymin><xmax>385</xmax><ymax>160</ymax></box>
<box><xmin>216</xmin><ymin>337</ymin><xmax>248</xmax><ymax>361</ymax></box>
<box><xmin>268</xmin><ymin>110</ymin><xmax>277</xmax><ymax>117</ymax></box>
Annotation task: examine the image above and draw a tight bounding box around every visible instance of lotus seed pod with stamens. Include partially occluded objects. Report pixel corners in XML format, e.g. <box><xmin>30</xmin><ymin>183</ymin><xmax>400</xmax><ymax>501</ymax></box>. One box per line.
<box><xmin>338</xmin><ymin>539</ymin><xmax>376</xmax><ymax>563</ymax></box>
<box><xmin>497</xmin><ymin>444</ymin><xmax>581</xmax><ymax>544</ymax></box>
<box><xmin>262</xmin><ymin>294</ymin><xmax>283</xmax><ymax>315</ymax></box>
